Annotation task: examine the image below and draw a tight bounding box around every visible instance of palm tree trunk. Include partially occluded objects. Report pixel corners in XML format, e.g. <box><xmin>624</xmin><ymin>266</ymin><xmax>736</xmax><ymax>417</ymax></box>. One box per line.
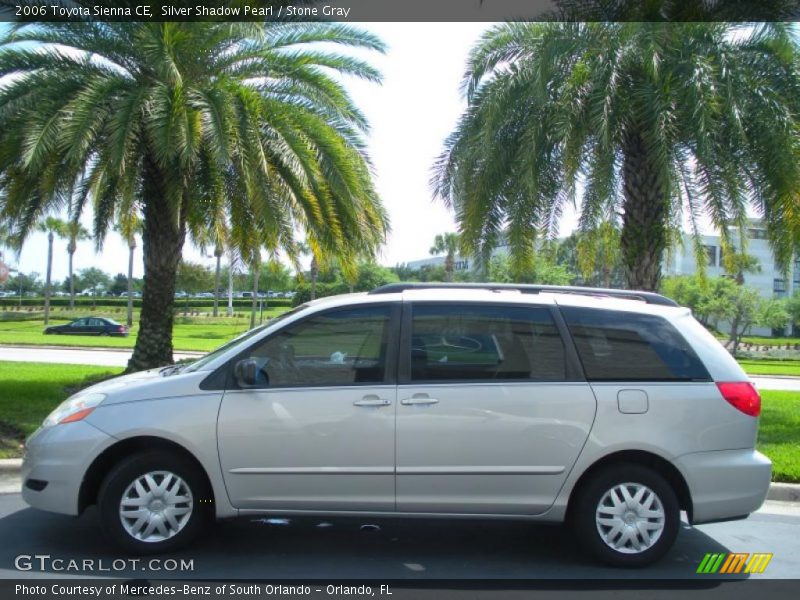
<box><xmin>44</xmin><ymin>231</ymin><xmax>53</xmax><ymax>325</ymax></box>
<box><xmin>127</xmin><ymin>157</ymin><xmax>185</xmax><ymax>372</ymax></box>
<box><xmin>126</xmin><ymin>242</ymin><xmax>135</xmax><ymax>328</ymax></box>
<box><xmin>250</xmin><ymin>264</ymin><xmax>260</xmax><ymax>329</ymax></box>
<box><xmin>310</xmin><ymin>256</ymin><xmax>318</xmax><ymax>300</ymax></box>
<box><xmin>213</xmin><ymin>252</ymin><xmax>221</xmax><ymax>317</ymax></box>
<box><xmin>68</xmin><ymin>249</ymin><xmax>75</xmax><ymax>310</ymax></box>
<box><xmin>620</xmin><ymin>133</ymin><xmax>668</xmax><ymax>291</ymax></box>
<box><xmin>227</xmin><ymin>258</ymin><xmax>234</xmax><ymax>316</ymax></box>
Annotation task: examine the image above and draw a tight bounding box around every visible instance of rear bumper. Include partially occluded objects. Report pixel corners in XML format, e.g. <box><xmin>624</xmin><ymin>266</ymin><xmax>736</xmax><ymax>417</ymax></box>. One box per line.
<box><xmin>676</xmin><ymin>448</ymin><xmax>772</xmax><ymax>524</ymax></box>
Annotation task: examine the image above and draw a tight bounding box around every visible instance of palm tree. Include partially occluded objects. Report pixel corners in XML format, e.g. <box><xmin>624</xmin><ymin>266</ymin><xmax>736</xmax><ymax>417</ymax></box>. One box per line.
<box><xmin>576</xmin><ymin>218</ymin><xmax>621</xmax><ymax>289</ymax></box>
<box><xmin>212</xmin><ymin>241</ymin><xmax>225</xmax><ymax>318</ymax></box>
<box><xmin>0</xmin><ymin>221</ymin><xmax>11</xmax><ymax>264</ymax></box>
<box><xmin>434</xmin><ymin>23</ymin><xmax>800</xmax><ymax>291</ymax></box>
<box><xmin>188</xmin><ymin>192</ymin><xmax>228</xmax><ymax>318</ymax></box>
<box><xmin>0</xmin><ymin>21</ymin><xmax>388</xmax><ymax>371</ymax></box>
<box><xmin>36</xmin><ymin>216</ymin><xmax>66</xmax><ymax>325</ymax></box>
<box><xmin>64</xmin><ymin>220</ymin><xmax>90</xmax><ymax>310</ymax></box>
<box><xmin>116</xmin><ymin>212</ymin><xmax>142</xmax><ymax>328</ymax></box>
<box><xmin>249</xmin><ymin>254</ymin><xmax>261</xmax><ymax>329</ymax></box>
<box><xmin>429</xmin><ymin>233</ymin><xmax>461</xmax><ymax>282</ymax></box>
<box><xmin>298</xmin><ymin>241</ymin><xmax>321</xmax><ymax>300</ymax></box>
<box><xmin>226</xmin><ymin>247</ymin><xmax>240</xmax><ymax>317</ymax></box>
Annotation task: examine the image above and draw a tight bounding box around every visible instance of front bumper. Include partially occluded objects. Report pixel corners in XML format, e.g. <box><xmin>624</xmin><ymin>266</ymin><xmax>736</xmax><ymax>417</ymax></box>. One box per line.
<box><xmin>676</xmin><ymin>448</ymin><xmax>772</xmax><ymax>524</ymax></box>
<box><xmin>21</xmin><ymin>421</ymin><xmax>114</xmax><ymax>516</ymax></box>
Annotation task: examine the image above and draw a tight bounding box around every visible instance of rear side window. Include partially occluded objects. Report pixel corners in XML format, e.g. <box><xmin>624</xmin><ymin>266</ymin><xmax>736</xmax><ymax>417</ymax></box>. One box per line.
<box><xmin>410</xmin><ymin>304</ymin><xmax>567</xmax><ymax>382</ymax></box>
<box><xmin>561</xmin><ymin>307</ymin><xmax>710</xmax><ymax>381</ymax></box>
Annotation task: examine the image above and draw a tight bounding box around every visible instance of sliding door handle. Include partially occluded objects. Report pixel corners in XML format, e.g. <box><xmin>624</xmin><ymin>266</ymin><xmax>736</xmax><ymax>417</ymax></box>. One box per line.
<box><xmin>400</xmin><ymin>396</ymin><xmax>439</xmax><ymax>406</ymax></box>
<box><xmin>353</xmin><ymin>397</ymin><xmax>391</xmax><ymax>407</ymax></box>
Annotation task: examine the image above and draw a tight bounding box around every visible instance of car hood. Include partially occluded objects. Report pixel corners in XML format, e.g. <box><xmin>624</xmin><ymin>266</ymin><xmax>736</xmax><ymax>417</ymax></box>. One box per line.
<box><xmin>82</xmin><ymin>367</ymin><xmax>213</xmax><ymax>406</ymax></box>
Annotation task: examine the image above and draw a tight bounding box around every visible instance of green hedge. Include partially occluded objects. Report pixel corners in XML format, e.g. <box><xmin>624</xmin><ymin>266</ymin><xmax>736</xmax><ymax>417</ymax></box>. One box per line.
<box><xmin>0</xmin><ymin>297</ymin><xmax>293</xmax><ymax>309</ymax></box>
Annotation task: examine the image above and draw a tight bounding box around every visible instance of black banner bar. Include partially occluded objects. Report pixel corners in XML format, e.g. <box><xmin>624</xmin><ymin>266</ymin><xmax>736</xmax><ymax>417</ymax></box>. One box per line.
<box><xmin>1</xmin><ymin>0</ymin><xmax>800</xmax><ymax>23</ymax></box>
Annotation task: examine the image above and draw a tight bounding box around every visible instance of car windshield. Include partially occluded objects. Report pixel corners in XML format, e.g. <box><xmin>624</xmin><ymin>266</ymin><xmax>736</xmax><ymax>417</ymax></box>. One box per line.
<box><xmin>181</xmin><ymin>304</ymin><xmax>309</xmax><ymax>373</ymax></box>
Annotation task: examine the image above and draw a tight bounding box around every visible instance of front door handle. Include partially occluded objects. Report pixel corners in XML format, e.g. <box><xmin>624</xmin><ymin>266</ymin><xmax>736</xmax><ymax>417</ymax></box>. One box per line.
<box><xmin>353</xmin><ymin>396</ymin><xmax>391</xmax><ymax>407</ymax></box>
<box><xmin>401</xmin><ymin>395</ymin><xmax>440</xmax><ymax>406</ymax></box>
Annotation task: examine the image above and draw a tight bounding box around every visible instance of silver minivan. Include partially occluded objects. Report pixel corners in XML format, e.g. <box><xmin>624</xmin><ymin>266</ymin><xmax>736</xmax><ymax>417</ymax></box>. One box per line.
<box><xmin>21</xmin><ymin>283</ymin><xmax>771</xmax><ymax>567</ymax></box>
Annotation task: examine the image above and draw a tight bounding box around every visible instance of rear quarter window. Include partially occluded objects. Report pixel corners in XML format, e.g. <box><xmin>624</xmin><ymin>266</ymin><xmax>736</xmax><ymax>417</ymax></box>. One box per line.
<box><xmin>561</xmin><ymin>307</ymin><xmax>710</xmax><ymax>382</ymax></box>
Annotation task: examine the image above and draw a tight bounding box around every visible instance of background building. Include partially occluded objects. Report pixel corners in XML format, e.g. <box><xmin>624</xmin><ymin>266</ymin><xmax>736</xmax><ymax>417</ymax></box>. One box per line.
<box><xmin>664</xmin><ymin>220</ymin><xmax>797</xmax><ymax>301</ymax></box>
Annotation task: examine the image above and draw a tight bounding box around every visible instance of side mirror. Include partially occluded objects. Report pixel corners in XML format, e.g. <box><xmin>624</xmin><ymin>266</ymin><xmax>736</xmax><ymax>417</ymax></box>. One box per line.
<box><xmin>234</xmin><ymin>358</ymin><xmax>260</xmax><ymax>388</ymax></box>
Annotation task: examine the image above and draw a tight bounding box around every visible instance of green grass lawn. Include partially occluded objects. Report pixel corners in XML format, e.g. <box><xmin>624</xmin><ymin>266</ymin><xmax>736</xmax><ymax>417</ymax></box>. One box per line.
<box><xmin>1</xmin><ymin>362</ymin><xmax>798</xmax><ymax>484</ymax></box>
<box><xmin>738</xmin><ymin>360</ymin><xmax>800</xmax><ymax>376</ymax></box>
<box><xmin>740</xmin><ymin>336</ymin><xmax>800</xmax><ymax>347</ymax></box>
<box><xmin>0</xmin><ymin>308</ymin><xmax>289</xmax><ymax>352</ymax></box>
<box><xmin>0</xmin><ymin>362</ymin><xmax>123</xmax><ymax>458</ymax></box>
<box><xmin>758</xmin><ymin>390</ymin><xmax>800</xmax><ymax>483</ymax></box>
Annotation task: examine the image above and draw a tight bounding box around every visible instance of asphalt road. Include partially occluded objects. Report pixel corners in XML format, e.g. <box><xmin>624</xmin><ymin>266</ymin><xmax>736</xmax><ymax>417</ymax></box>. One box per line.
<box><xmin>1</xmin><ymin>346</ymin><xmax>799</xmax><ymax>391</ymax></box>
<box><xmin>0</xmin><ymin>346</ymin><xmax>201</xmax><ymax>368</ymax></box>
<box><xmin>0</xmin><ymin>492</ymin><xmax>797</xmax><ymax>580</ymax></box>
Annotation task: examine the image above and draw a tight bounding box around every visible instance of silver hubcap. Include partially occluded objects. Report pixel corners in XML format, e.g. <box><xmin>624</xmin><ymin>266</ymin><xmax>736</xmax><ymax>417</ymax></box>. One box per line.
<box><xmin>595</xmin><ymin>482</ymin><xmax>665</xmax><ymax>554</ymax></box>
<box><xmin>119</xmin><ymin>471</ymin><xmax>193</xmax><ymax>543</ymax></box>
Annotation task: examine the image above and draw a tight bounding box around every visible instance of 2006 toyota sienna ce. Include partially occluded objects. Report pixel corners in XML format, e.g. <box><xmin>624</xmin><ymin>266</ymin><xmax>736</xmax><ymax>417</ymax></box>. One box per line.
<box><xmin>21</xmin><ymin>283</ymin><xmax>771</xmax><ymax>567</ymax></box>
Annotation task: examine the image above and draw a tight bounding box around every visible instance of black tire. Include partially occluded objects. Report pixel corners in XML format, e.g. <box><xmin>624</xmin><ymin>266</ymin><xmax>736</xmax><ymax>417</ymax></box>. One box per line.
<box><xmin>571</xmin><ymin>464</ymin><xmax>680</xmax><ymax>568</ymax></box>
<box><xmin>98</xmin><ymin>451</ymin><xmax>211</xmax><ymax>555</ymax></box>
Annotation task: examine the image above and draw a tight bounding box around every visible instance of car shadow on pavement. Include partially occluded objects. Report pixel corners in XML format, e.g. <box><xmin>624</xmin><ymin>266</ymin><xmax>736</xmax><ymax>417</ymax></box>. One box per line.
<box><xmin>0</xmin><ymin>506</ymin><xmax>742</xmax><ymax>581</ymax></box>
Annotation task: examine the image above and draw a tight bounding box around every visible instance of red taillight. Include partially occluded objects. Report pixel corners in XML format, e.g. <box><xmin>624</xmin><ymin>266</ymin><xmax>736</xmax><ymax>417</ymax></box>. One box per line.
<box><xmin>118</xmin><ymin>326</ymin><xmax>125</xmax><ymax>332</ymax></box>
<box><xmin>716</xmin><ymin>382</ymin><xmax>761</xmax><ymax>417</ymax></box>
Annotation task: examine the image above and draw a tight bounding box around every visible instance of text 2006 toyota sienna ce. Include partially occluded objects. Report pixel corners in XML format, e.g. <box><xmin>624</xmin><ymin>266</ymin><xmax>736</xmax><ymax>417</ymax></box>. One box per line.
<box><xmin>22</xmin><ymin>283</ymin><xmax>771</xmax><ymax>567</ymax></box>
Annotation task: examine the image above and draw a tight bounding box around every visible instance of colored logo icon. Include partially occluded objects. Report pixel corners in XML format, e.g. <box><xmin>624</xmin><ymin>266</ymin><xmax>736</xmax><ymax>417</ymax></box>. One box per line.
<box><xmin>697</xmin><ymin>552</ymin><xmax>773</xmax><ymax>574</ymax></box>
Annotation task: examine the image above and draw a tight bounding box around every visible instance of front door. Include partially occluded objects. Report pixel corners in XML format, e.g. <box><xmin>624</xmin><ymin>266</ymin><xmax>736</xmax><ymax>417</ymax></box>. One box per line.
<box><xmin>217</xmin><ymin>303</ymin><xmax>399</xmax><ymax>512</ymax></box>
<box><xmin>396</xmin><ymin>302</ymin><xmax>596</xmax><ymax>515</ymax></box>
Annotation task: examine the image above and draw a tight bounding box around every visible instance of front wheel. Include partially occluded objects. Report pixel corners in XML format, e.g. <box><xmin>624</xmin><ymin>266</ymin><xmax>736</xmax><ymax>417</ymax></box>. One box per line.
<box><xmin>98</xmin><ymin>451</ymin><xmax>211</xmax><ymax>554</ymax></box>
<box><xmin>571</xmin><ymin>464</ymin><xmax>680</xmax><ymax>567</ymax></box>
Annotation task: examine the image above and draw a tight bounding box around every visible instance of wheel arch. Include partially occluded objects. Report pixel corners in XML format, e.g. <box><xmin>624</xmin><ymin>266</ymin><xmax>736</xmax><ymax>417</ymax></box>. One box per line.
<box><xmin>78</xmin><ymin>436</ymin><xmax>215</xmax><ymax>515</ymax></box>
<box><xmin>564</xmin><ymin>449</ymin><xmax>693</xmax><ymax>523</ymax></box>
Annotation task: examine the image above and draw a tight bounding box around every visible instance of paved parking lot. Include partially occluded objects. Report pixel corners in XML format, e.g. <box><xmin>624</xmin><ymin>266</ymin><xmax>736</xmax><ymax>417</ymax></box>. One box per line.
<box><xmin>0</xmin><ymin>493</ymin><xmax>797</xmax><ymax>580</ymax></box>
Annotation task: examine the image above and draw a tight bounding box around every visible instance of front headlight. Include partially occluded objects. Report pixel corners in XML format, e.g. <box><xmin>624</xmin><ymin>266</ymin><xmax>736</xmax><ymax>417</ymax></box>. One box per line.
<box><xmin>43</xmin><ymin>393</ymin><xmax>106</xmax><ymax>427</ymax></box>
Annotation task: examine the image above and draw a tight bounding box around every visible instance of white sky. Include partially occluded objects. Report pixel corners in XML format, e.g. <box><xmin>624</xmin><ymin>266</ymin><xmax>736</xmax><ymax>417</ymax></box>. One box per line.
<box><xmin>8</xmin><ymin>22</ymin><xmax>579</xmax><ymax>281</ymax></box>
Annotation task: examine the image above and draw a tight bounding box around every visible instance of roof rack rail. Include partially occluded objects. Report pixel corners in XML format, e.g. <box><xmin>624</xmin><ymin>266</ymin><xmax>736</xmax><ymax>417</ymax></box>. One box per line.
<box><xmin>368</xmin><ymin>282</ymin><xmax>678</xmax><ymax>307</ymax></box>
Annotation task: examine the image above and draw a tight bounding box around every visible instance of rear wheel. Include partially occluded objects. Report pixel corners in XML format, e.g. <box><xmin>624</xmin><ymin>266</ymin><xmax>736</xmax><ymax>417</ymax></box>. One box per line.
<box><xmin>98</xmin><ymin>451</ymin><xmax>211</xmax><ymax>554</ymax></box>
<box><xmin>571</xmin><ymin>464</ymin><xmax>679</xmax><ymax>567</ymax></box>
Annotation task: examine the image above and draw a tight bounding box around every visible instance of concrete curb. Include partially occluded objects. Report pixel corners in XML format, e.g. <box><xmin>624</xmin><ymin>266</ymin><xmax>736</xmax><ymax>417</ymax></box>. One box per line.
<box><xmin>0</xmin><ymin>459</ymin><xmax>22</xmax><ymax>474</ymax></box>
<box><xmin>0</xmin><ymin>457</ymin><xmax>797</xmax><ymax>502</ymax></box>
<box><xmin>0</xmin><ymin>344</ymin><xmax>205</xmax><ymax>357</ymax></box>
<box><xmin>768</xmin><ymin>482</ymin><xmax>800</xmax><ymax>503</ymax></box>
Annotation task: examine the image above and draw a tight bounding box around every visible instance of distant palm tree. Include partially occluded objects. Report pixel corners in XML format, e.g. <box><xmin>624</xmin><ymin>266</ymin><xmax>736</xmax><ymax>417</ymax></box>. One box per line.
<box><xmin>116</xmin><ymin>212</ymin><xmax>142</xmax><ymax>328</ymax></box>
<box><xmin>434</xmin><ymin>22</ymin><xmax>800</xmax><ymax>290</ymax></box>
<box><xmin>212</xmin><ymin>241</ymin><xmax>225</xmax><ymax>318</ymax></box>
<box><xmin>188</xmin><ymin>193</ymin><xmax>229</xmax><ymax>318</ymax></box>
<box><xmin>298</xmin><ymin>241</ymin><xmax>321</xmax><ymax>300</ymax></box>
<box><xmin>64</xmin><ymin>220</ymin><xmax>90</xmax><ymax>310</ymax></box>
<box><xmin>226</xmin><ymin>247</ymin><xmax>241</xmax><ymax>317</ymax></box>
<box><xmin>0</xmin><ymin>221</ymin><xmax>11</xmax><ymax>264</ymax></box>
<box><xmin>248</xmin><ymin>253</ymin><xmax>261</xmax><ymax>329</ymax></box>
<box><xmin>0</xmin><ymin>21</ymin><xmax>388</xmax><ymax>371</ymax></box>
<box><xmin>429</xmin><ymin>233</ymin><xmax>461</xmax><ymax>282</ymax></box>
<box><xmin>36</xmin><ymin>216</ymin><xmax>66</xmax><ymax>324</ymax></box>
<box><xmin>576</xmin><ymin>219</ymin><xmax>621</xmax><ymax>289</ymax></box>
